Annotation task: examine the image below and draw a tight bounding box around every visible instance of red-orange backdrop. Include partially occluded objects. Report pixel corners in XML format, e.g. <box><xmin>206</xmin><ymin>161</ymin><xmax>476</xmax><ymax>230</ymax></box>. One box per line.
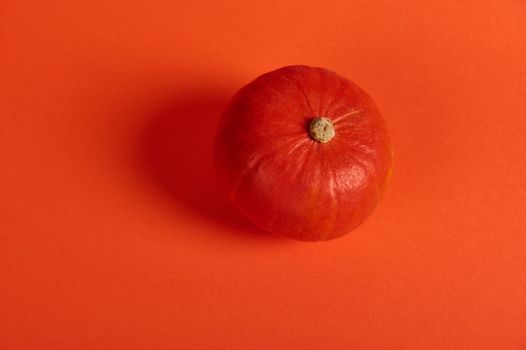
<box><xmin>1</xmin><ymin>1</ymin><xmax>526</xmax><ymax>349</ymax></box>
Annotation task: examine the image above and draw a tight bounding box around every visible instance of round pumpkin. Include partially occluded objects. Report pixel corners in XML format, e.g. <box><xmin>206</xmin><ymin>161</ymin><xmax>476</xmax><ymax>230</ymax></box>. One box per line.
<box><xmin>214</xmin><ymin>65</ymin><xmax>392</xmax><ymax>241</ymax></box>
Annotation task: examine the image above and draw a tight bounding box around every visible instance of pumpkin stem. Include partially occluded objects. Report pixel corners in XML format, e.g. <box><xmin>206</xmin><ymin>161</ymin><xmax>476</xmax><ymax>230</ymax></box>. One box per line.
<box><xmin>309</xmin><ymin>117</ymin><xmax>335</xmax><ymax>143</ymax></box>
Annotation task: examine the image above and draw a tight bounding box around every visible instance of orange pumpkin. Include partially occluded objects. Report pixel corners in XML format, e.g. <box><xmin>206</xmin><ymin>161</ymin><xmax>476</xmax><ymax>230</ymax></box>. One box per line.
<box><xmin>214</xmin><ymin>65</ymin><xmax>392</xmax><ymax>241</ymax></box>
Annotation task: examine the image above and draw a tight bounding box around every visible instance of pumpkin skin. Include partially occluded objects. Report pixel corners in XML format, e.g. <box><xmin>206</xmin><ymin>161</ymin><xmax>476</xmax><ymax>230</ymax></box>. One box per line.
<box><xmin>214</xmin><ymin>65</ymin><xmax>392</xmax><ymax>241</ymax></box>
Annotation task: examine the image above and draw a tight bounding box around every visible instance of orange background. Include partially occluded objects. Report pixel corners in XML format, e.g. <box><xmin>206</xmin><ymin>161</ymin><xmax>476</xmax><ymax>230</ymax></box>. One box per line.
<box><xmin>1</xmin><ymin>1</ymin><xmax>526</xmax><ymax>349</ymax></box>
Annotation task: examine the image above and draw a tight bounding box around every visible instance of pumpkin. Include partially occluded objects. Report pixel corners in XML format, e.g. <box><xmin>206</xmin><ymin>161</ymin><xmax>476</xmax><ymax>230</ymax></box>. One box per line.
<box><xmin>214</xmin><ymin>65</ymin><xmax>392</xmax><ymax>241</ymax></box>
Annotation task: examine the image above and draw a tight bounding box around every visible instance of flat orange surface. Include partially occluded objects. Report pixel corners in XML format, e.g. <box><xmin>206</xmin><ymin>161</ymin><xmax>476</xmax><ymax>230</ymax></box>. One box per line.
<box><xmin>2</xmin><ymin>1</ymin><xmax>526</xmax><ymax>349</ymax></box>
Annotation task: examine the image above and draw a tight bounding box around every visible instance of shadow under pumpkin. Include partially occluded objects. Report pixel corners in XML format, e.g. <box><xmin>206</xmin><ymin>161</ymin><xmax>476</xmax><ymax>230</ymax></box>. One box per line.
<box><xmin>137</xmin><ymin>91</ymin><xmax>269</xmax><ymax>237</ymax></box>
